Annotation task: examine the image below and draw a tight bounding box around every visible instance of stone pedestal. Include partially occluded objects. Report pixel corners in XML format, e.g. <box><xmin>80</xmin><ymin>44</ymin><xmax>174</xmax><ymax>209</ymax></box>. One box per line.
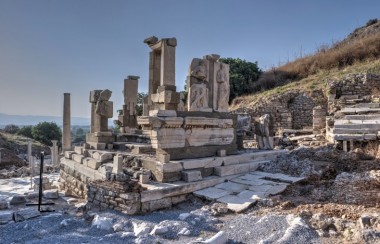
<box><xmin>118</xmin><ymin>76</ymin><xmax>139</xmax><ymax>133</ymax></box>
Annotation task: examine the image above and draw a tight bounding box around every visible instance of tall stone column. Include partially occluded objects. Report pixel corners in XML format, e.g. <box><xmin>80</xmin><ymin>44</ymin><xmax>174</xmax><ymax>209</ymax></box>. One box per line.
<box><xmin>63</xmin><ymin>93</ymin><xmax>71</xmax><ymax>152</ymax></box>
<box><xmin>51</xmin><ymin>140</ymin><xmax>58</xmax><ymax>166</ymax></box>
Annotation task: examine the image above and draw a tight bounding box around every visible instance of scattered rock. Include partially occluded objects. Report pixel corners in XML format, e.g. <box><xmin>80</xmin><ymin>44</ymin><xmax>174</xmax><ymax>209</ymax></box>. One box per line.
<box><xmin>179</xmin><ymin>213</ymin><xmax>191</xmax><ymax>221</ymax></box>
<box><xmin>43</xmin><ymin>189</ymin><xmax>59</xmax><ymax>199</ymax></box>
<box><xmin>121</xmin><ymin>232</ymin><xmax>134</xmax><ymax>238</ymax></box>
<box><xmin>178</xmin><ymin>227</ymin><xmax>191</xmax><ymax>236</ymax></box>
<box><xmin>150</xmin><ymin>225</ymin><xmax>168</xmax><ymax>235</ymax></box>
<box><xmin>9</xmin><ymin>195</ymin><xmax>26</xmax><ymax>205</ymax></box>
<box><xmin>14</xmin><ymin>208</ymin><xmax>41</xmax><ymax>222</ymax></box>
<box><xmin>310</xmin><ymin>213</ymin><xmax>332</xmax><ymax>230</ymax></box>
<box><xmin>201</xmin><ymin>231</ymin><xmax>228</xmax><ymax>244</ymax></box>
<box><xmin>133</xmin><ymin>222</ymin><xmax>151</xmax><ymax>237</ymax></box>
<box><xmin>0</xmin><ymin>199</ymin><xmax>8</xmax><ymax>210</ymax></box>
<box><xmin>0</xmin><ymin>210</ymin><xmax>14</xmax><ymax>224</ymax></box>
<box><xmin>91</xmin><ymin>215</ymin><xmax>113</xmax><ymax>231</ymax></box>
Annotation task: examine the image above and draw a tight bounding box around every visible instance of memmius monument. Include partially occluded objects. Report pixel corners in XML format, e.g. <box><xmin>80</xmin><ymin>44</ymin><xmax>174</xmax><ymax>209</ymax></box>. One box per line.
<box><xmin>60</xmin><ymin>36</ymin><xmax>286</xmax><ymax>214</ymax></box>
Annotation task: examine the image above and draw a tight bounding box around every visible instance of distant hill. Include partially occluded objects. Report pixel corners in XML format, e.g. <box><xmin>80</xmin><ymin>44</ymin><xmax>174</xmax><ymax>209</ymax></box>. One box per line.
<box><xmin>0</xmin><ymin>113</ymin><xmax>91</xmax><ymax>128</ymax></box>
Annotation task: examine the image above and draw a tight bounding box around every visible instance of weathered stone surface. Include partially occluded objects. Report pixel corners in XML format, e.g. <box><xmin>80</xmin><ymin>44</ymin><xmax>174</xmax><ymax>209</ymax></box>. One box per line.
<box><xmin>74</xmin><ymin>146</ymin><xmax>83</xmax><ymax>155</ymax></box>
<box><xmin>87</xmin><ymin>159</ymin><xmax>101</xmax><ymax>170</ymax></box>
<box><xmin>141</xmin><ymin>198</ymin><xmax>172</xmax><ymax>212</ymax></box>
<box><xmin>72</xmin><ymin>154</ymin><xmax>85</xmax><ymax>164</ymax></box>
<box><xmin>9</xmin><ymin>195</ymin><xmax>26</xmax><ymax>205</ymax></box>
<box><xmin>201</xmin><ymin>231</ymin><xmax>228</xmax><ymax>244</ymax></box>
<box><xmin>217</xmin><ymin>195</ymin><xmax>255</xmax><ymax>213</ymax></box>
<box><xmin>0</xmin><ymin>199</ymin><xmax>8</xmax><ymax>210</ymax></box>
<box><xmin>150</xmin><ymin>225</ymin><xmax>169</xmax><ymax>235</ymax></box>
<box><xmin>181</xmin><ymin>170</ymin><xmax>202</xmax><ymax>182</ymax></box>
<box><xmin>0</xmin><ymin>210</ymin><xmax>14</xmax><ymax>224</ymax></box>
<box><xmin>214</xmin><ymin>182</ymin><xmax>248</xmax><ymax>193</ymax></box>
<box><xmin>14</xmin><ymin>208</ymin><xmax>41</xmax><ymax>222</ymax></box>
<box><xmin>151</xmin><ymin>128</ymin><xmax>185</xmax><ymax>148</ymax></box>
<box><xmin>112</xmin><ymin>155</ymin><xmax>123</xmax><ymax>174</ymax></box>
<box><xmin>43</xmin><ymin>189</ymin><xmax>59</xmax><ymax>199</ymax></box>
<box><xmin>185</xmin><ymin>128</ymin><xmax>234</xmax><ymax>147</ymax></box>
<box><xmin>237</xmin><ymin>190</ymin><xmax>267</xmax><ymax>200</ymax></box>
<box><xmin>194</xmin><ymin>187</ymin><xmax>231</xmax><ymax>200</ymax></box>
<box><xmin>64</xmin><ymin>151</ymin><xmax>75</xmax><ymax>159</ymax></box>
<box><xmin>149</xmin><ymin>110</ymin><xmax>177</xmax><ymax>117</ymax></box>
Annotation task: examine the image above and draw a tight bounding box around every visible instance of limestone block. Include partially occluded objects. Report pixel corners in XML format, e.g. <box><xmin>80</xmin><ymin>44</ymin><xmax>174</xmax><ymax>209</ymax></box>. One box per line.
<box><xmin>112</xmin><ymin>155</ymin><xmax>123</xmax><ymax>174</ymax></box>
<box><xmin>64</xmin><ymin>151</ymin><xmax>75</xmax><ymax>159</ymax></box>
<box><xmin>10</xmin><ymin>195</ymin><xmax>26</xmax><ymax>205</ymax></box>
<box><xmin>97</xmin><ymin>152</ymin><xmax>113</xmax><ymax>163</ymax></box>
<box><xmin>14</xmin><ymin>208</ymin><xmax>41</xmax><ymax>222</ymax></box>
<box><xmin>74</xmin><ymin>146</ymin><xmax>83</xmax><ymax>155</ymax></box>
<box><xmin>185</xmin><ymin>128</ymin><xmax>234</xmax><ymax>146</ymax></box>
<box><xmin>141</xmin><ymin>198</ymin><xmax>172</xmax><ymax>212</ymax></box>
<box><xmin>87</xmin><ymin>159</ymin><xmax>101</xmax><ymax>170</ymax></box>
<box><xmin>157</xmin><ymin>153</ymin><xmax>170</xmax><ymax>163</ymax></box>
<box><xmin>43</xmin><ymin>189</ymin><xmax>59</xmax><ymax>199</ymax></box>
<box><xmin>149</xmin><ymin>110</ymin><xmax>177</xmax><ymax>117</ymax></box>
<box><xmin>0</xmin><ymin>210</ymin><xmax>13</xmax><ymax>224</ymax></box>
<box><xmin>89</xmin><ymin>90</ymin><xmax>102</xmax><ymax>103</ymax></box>
<box><xmin>97</xmin><ymin>101</ymin><xmax>113</xmax><ymax>118</ymax></box>
<box><xmin>72</xmin><ymin>154</ymin><xmax>85</xmax><ymax>164</ymax></box>
<box><xmin>181</xmin><ymin>170</ymin><xmax>202</xmax><ymax>182</ymax></box>
<box><xmin>171</xmin><ymin>194</ymin><xmax>187</xmax><ymax>205</ymax></box>
<box><xmin>140</xmin><ymin>174</ymin><xmax>150</xmax><ymax>184</ymax></box>
<box><xmin>184</xmin><ymin>117</ymin><xmax>233</xmax><ymax>127</ymax></box>
<box><xmin>217</xmin><ymin>149</ymin><xmax>226</xmax><ymax>157</ymax></box>
<box><xmin>151</xmin><ymin>128</ymin><xmax>185</xmax><ymax>148</ymax></box>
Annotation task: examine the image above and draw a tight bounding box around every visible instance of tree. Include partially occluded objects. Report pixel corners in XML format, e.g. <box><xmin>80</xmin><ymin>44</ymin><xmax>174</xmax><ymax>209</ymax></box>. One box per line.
<box><xmin>32</xmin><ymin>122</ymin><xmax>62</xmax><ymax>146</ymax></box>
<box><xmin>17</xmin><ymin>125</ymin><xmax>33</xmax><ymax>138</ymax></box>
<box><xmin>219</xmin><ymin>58</ymin><xmax>262</xmax><ymax>102</ymax></box>
<box><xmin>136</xmin><ymin>92</ymin><xmax>147</xmax><ymax>116</ymax></box>
<box><xmin>3</xmin><ymin>124</ymin><xmax>20</xmax><ymax>134</ymax></box>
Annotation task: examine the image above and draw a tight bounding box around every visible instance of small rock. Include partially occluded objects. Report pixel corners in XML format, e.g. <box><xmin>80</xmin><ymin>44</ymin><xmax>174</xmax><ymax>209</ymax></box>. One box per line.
<box><xmin>92</xmin><ymin>215</ymin><xmax>113</xmax><ymax>231</ymax></box>
<box><xmin>0</xmin><ymin>210</ymin><xmax>14</xmax><ymax>224</ymax></box>
<box><xmin>14</xmin><ymin>208</ymin><xmax>41</xmax><ymax>222</ymax></box>
<box><xmin>0</xmin><ymin>199</ymin><xmax>8</xmax><ymax>210</ymax></box>
<box><xmin>150</xmin><ymin>225</ymin><xmax>168</xmax><ymax>235</ymax></box>
<box><xmin>60</xmin><ymin>219</ymin><xmax>69</xmax><ymax>227</ymax></box>
<box><xmin>133</xmin><ymin>222</ymin><xmax>151</xmax><ymax>236</ymax></box>
<box><xmin>43</xmin><ymin>189</ymin><xmax>59</xmax><ymax>199</ymax></box>
<box><xmin>178</xmin><ymin>227</ymin><xmax>191</xmax><ymax>236</ymax></box>
<box><xmin>202</xmin><ymin>231</ymin><xmax>228</xmax><ymax>244</ymax></box>
<box><xmin>121</xmin><ymin>232</ymin><xmax>135</xmax><ymax>238</ymax></box>
<box><xmin>179</xmin><ymin>213</ymin><xmax>191</xmax><ymax>221</ymax></box>
<box><xmin>9</xmin><ymin>195</ymin><xmax>26</xmax><ymax>205</ymax></box>
<box><xmin>113</xmin><ymin>223</ymin><xmax>125</xmax><ymax>232</ymax></box>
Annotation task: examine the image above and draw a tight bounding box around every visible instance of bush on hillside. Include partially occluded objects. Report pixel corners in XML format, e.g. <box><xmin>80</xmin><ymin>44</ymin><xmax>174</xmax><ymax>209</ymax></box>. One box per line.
<box><xmin>17</xmin><ymin>125</ymin><xmax>33</xmax><ymax>138</ymax></box>
<box><xmin>32</xmin><ymin>122</ymin><xmax>62</xmax><ymax>146</ymax></box>
<box><xmin>3</xmin><ymin>124</ymin><xmax>19</xmax><ymax>134</ymax></box>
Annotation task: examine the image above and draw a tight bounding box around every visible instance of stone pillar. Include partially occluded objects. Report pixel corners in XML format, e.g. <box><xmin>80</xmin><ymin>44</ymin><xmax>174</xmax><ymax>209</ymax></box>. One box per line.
<box><xmin>118</xmin><ymin>76</ymin><xmax>139</xmax><ymax>133</ymax></box>
<box><xmin>144</xmin><ymin>36</ymin><xmax>180</xmax><ymax>112</ymax></box>
<box><xmin>27</xmin><ymin>140</ymin><xmax>32</xmax><ymax>162</ymax></box>
<box><xmin>343</xmin><ymin>141</ymin><xmax>348</xmax><ymax>152</ymax></box>
<box><xmin>313</xmin><ymin>106</ymin><xmax>327</xmax><ymax>134</ymax></box>
<box><xmin>63</xmin><ymin>93</ymin><xmax>71</xmax><ymax>152</ymax></box>
<box><xmin>51</xmin><ymin>140</ymin><xmax>58</xmax><ymax>166</ymax></box>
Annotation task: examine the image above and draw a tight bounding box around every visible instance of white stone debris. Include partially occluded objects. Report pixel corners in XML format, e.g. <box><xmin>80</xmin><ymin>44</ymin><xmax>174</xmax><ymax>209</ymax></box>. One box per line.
<box><xmin>150</xmin><ymin>225</ymin><xmax>169</xmax><ymax>235</ymax></box>
<box><xmin>133</xmin><ymin>222</ymin><xmax>151</xmax><ymax>237</ymax></box>
<box><xmin>91</xmin><ymin>215</ymin><xmax>113</xmax><ymax>231</ymax></box>
<box><xmin>179</xmin><ymin>212</ymin><xmax>191</xmax><ymax>221</ymax></box>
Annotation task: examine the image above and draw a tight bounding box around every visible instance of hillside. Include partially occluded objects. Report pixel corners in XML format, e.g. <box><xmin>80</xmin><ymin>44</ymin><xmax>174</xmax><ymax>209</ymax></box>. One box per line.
<box><xmin>231</xmin><ymin>19</ymin><xmax>380</xmax><ymax>111</ymax></box>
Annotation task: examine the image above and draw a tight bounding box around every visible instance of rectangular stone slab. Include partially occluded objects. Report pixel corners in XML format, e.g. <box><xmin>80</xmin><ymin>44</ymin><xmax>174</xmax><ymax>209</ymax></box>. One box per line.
<box><xmin>193</xmin><ymin>187</ymin><xmax>231</xmax><ymax>200</ymax></box>
<box><xmin>217</xmin><ymin>195</ymin><xmax>256</xmax><ymax>213</ymax></box>
<box><xmin>214</xmin><ymin>181</ymin><xmax>248</xmax><ymax>193</ymax></box>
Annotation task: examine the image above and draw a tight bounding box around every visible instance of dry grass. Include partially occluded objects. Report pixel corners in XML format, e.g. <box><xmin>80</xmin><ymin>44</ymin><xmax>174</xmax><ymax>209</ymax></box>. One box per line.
<box><xmin>230</xmin><ymin>59</ymin><xmax>380</xmax><ymax>111</ymax></box>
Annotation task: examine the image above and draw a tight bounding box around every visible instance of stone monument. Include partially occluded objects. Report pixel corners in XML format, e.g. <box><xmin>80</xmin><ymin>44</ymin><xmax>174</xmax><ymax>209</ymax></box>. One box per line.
<box><xmin>186</xmin><ymin>54</ymin><xmax>230</xmax><ymax>112</ymax></box>
<box><xmin>86</xmin><ymin>89</ymin><xmax>115</xmax><ymax>150</ymax></box>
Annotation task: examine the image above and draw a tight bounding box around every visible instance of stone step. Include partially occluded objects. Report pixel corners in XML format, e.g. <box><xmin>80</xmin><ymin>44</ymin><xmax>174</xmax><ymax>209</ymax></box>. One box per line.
<box><xmin>333</xmin><ymin>133</ymin><xmax>377</xmax><ymax>141</ymax></box>
<box><xmin>332</xmin><ymin>128</ymin><xmax>379</xmax><ymax>134</ymax></box>
<box><xmin>213</xmin><ymin>160</ymin><xmax>270</xmax><ymax>177</ymax></box>
<box><xmin>344</xmin><ymin>114</ymin><xmax>380</xmax><ymax>120</ymax></box>
<box><xmin>349</xmin><ymin>103</ymin><xmax>380</xmax><ymax>108</ymax></box>
<box><xmin>341</xmin><ymin>95</ymin><xmax>359</xmax><ymax>100</ymax></box>
<box><xmin>341</xmin><ymin>107</ymin><xmax>380</xmax><ymax>115</ymax></box>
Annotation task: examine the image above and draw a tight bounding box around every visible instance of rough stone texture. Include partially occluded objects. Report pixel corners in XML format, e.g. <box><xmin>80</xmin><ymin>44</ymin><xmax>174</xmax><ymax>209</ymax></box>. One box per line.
<box><xmin>181</xmin><ymin>170</ymin><xmax>202</xmax><ymax>182</ymax></box>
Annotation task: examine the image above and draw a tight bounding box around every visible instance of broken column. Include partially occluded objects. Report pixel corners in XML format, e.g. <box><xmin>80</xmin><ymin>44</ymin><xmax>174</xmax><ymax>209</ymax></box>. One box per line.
<box><xmin>62</xmin><ymin>93</ymin><xmax>71</xmax><ymax>152</ymax></box>
<box><xmin>255</xmin><ymin>114</ymin><xmax>274</xmax><ymax>150</ymax></box>
<box><xmin>118</xmin><ymin>76</ymin><xmax>139</xmax><ymax>133</ymax></box>
<box><xmin>144</xmin><ymin>36</ymin><xmax>180</xmax><ymax>113</ymax></box>
<box><xmin>50</xmin><ymin>140</ymin><xmax>58</xmax><ymax>167</ymax></box>
<box><xmin>86</xmin><ymin>89</ymin><xmax>115</xmax><ymax>150</ymax></box>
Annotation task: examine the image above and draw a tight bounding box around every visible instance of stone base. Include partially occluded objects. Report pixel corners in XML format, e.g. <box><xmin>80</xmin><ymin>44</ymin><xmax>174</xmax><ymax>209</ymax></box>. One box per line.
<box><xmin>160</xmin><ymin>144</ymin><xmax>238</xmax><ymax>160</ymax></box>
<box><xmin>86</xmin><ymin>132</ymin><xmax>115</xmax><ymax>143</ymax></box>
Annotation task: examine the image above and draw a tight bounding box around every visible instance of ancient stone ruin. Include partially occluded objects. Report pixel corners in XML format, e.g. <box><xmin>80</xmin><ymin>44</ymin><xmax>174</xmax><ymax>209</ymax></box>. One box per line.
<box><xmin>60</xmin><ymin>36</ymin><xmax>288</xmax><ymax>214</ymax></box>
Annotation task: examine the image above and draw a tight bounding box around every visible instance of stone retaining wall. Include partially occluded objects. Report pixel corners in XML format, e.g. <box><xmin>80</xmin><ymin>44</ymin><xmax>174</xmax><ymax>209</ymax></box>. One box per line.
<box><xmin>235</xmin><ymin>90</ymin><xmax>326</xmax><ymax>133</ymax></box>
<box><xmin>60</xmin><ymin>163</ymin><xmax>90</xmax><ymax>199</ymax></box>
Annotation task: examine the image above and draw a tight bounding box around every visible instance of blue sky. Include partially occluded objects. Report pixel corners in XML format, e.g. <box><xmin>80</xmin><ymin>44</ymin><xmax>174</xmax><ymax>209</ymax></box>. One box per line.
<box><xmin>0</xmin><ymin>0</ymin><xmax>379</xmax><ymax>117</ymax></box>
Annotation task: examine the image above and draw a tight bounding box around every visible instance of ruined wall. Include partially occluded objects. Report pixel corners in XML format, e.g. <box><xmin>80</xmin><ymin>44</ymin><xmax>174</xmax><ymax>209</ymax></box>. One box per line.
<box><xmin>237</xmin><ymin>90</ymin><xmax>326</xmax><ymax>133</ymax></box>
<box><xmin>288</xmin><ymin>94</ymin><xmax>316</xmax><ymax>129</ymax></box>
<box><xmin>60</xmin><ymin>163</ymin><xmax>90</xmax><ymax>199</ymax></box>
<box><xmin>327</xmin><ymin>73</ymin><xmax>380</xmax><ymax>99</ymax></box>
